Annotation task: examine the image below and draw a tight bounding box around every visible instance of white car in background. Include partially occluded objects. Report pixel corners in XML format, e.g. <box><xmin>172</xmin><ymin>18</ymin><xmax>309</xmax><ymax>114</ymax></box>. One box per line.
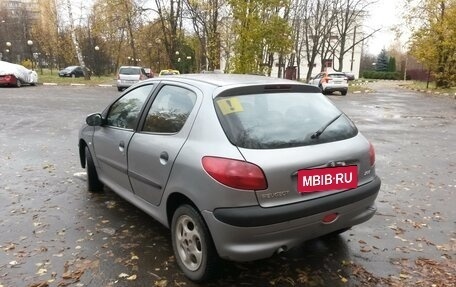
<box><xmin>0</xmin><ymin>61</ymin><xmax>38</xmax><ymax>87</ymax></box>
<box><xmin>309</xmin><ymin>70</ymin><xmax>348</xmax><ymax>95</ymax></box>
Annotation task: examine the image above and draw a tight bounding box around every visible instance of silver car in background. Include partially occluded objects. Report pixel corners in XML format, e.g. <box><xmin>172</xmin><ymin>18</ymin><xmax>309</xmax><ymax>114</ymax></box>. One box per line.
<box><xmin>79</xmin><ymin>74</ymin><xmax>380</xmax><ymax>282</ymax></box>
<box><xmin>116</xmin><ymin>65</ymin><xmax>147</xmax><ymax>91</ymax></box>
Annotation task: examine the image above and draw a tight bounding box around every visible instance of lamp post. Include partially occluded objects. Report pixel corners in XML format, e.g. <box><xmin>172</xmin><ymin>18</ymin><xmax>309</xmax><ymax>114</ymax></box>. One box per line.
<box><xmin>186</xmin><ymin>56</ymin><xmax>192</xmax><ymax>73</ymax></box>
<box><xmin>27</xmin><ymin>40</ymin><xmax>34</xmax><ymax>69</ymax></box>
<box><xmin>155</xmin><ymin>39</ymin><xmax>161</xmax><ymax>71</ymax></box>
<box><xmin>6</xmin><ymin>41</ymin><xmax>11</xmax><ymax>62</ymax></box>
<box><xmin>94</xmin><ymin>45</ymin><xmax>100</xmax><ymax>77</ymax></box>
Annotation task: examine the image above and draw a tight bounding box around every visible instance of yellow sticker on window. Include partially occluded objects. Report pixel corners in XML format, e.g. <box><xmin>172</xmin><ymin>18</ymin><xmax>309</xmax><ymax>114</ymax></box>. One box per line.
<box><xmin>216</xmin><ymin>97</ymin><xmax>244</xmax><ymax>115</ymax></box>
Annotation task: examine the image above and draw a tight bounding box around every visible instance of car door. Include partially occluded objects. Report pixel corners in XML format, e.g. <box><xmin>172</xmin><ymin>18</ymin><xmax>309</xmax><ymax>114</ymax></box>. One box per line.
<box><xmin>92</xmin><ymin>84</ymin><xmax>154</xmax><ymax>193</ymax></box>
<box><xmin>309</xmin><ymin>73</ymin><xmax>321</xmax><ymax>86</ymax></box>
<box><xmin>127</xmin><ymin>84</ymin><xmax>199</xmax><ymax>205</ymax></box>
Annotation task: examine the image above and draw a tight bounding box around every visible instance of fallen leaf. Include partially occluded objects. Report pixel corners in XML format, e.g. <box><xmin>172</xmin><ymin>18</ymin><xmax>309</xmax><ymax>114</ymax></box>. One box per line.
<box><xmin>127</xmin><ymin>274</ymin><xmax>137</xmax><ymax>280</ymax></box>
<box><xmin>118</xmin><ymin>273</ymin><xmax>130</xmax><ymax>278</ymax></box>
<box><xmin>154</xmin><ymin>280</ymin><xmax>168</xmax><ymax>287</ymax></box>
<box><xmin>36</xmin><ymin>268</ymin><xmax>47</xmax><ymax>276</ymax></box>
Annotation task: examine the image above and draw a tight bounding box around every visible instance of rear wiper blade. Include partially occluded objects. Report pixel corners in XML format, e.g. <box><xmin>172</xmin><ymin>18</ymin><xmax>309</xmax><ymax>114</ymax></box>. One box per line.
<box><xmin>311</xmin><ymin>113</ymin><xmax>343</xmax><ymax>139</ymax></box>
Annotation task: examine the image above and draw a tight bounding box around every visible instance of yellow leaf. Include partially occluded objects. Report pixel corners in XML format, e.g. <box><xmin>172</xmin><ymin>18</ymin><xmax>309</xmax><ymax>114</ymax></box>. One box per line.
<box><xmin>127</xmin><ymin>274</ymin><xmax>137</xmax><ymax>280</ymax></box>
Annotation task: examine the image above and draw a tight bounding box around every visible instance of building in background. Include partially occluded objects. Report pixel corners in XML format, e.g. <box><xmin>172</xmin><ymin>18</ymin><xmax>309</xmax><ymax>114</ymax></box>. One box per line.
<box><xmin>0</xmin><ymin>0</ymin><xmax>43</xmax><ymax>63</ymax></box>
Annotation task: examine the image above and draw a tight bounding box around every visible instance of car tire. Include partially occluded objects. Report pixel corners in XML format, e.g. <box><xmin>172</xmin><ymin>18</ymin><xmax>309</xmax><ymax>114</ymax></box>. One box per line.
<box><xmin>117</xmin><ymin>87</ymin><xmax>123</xmax><ymax>92</ymax></box>
<box><xmin>341</xmin><ymin>90</ymin><xmax>348</xmax><ymax>96</ymax></box>
<box><xmin>85</xmin><ymin>146</ymin><xmax>103</xmax><ymax>192</ymax></box>
<box><xmin>171</xmin><ymin>204</ymin><xmax>218</xmax><ymax>282</ymax></box>
<box><xmin>16</xmin><ymin>79</ymin><xmax>21</xmax><ymax>88</ymax></box>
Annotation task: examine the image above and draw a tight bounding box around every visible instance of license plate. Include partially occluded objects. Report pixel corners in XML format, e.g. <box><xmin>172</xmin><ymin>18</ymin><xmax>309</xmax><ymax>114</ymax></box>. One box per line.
<box><xmin>297</xmin><ymin>166</ymin><xmax>358</xmax><ymax>193</ymax></box>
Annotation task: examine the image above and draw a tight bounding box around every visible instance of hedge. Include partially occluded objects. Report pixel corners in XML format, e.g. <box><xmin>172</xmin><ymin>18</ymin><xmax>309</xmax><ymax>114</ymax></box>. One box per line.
<box><xmin>362</xmin><ymin>71</ymin><xmax>402</xmax><ymax>80</ymax></box>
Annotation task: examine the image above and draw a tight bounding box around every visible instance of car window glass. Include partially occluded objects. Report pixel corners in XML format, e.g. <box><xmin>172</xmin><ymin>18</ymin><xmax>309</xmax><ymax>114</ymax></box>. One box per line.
<box><xmin>329</xmin><ymin>74</ymin><xmax>346</xmax><ymax>78</ymax></box>
<box><xmin>215</xmin><ymin>92</ymin><xmax>357</xmax><ymax>149</ymax></box>
<box><xmin>119</xmin><ymin>67</ymin><xmax>140</xmax><ymax>75</ymax></box>
<box><xmin>143</xmin><ymin>85</ymin><xmax>197</xmax><ymax>133</ymax></box>
<box><xmin>106</xmin><ymin>85</ymin><xmax>153</xmax><ymax>129</ymax></box>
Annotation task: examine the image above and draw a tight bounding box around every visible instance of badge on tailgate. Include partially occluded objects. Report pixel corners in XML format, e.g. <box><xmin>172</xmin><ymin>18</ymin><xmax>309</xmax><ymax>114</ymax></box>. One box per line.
<box><xmin>297</xmin><ymin>166</ymin><xmax>358</xmax><ymax>193</ymax></box>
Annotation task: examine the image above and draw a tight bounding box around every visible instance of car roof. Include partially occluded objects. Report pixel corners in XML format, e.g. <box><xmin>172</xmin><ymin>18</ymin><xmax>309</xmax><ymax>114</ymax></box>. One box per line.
<box><xmin>152</xmin><ymin>73</ymin><xmax>305</xmax><ymax>87</ymax></box>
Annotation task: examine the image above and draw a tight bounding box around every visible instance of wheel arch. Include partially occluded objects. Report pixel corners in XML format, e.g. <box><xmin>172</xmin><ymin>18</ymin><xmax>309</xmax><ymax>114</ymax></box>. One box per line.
<box><xmin>79</xmin><ymin>139</ymin><xmax>87</xmax><ymax>168</ymax></box>
<box><xmin>166</xmin><ymin>192</ymin><xmax>198</xmax><ymax>227</ymax></box>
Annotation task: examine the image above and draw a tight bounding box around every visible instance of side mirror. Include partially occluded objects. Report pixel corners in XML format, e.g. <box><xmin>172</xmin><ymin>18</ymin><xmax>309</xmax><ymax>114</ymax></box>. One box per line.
<box><xmin>86</xmin><ymin>113</ymin><xmax>103</xmax><ymax>126</ymax></box>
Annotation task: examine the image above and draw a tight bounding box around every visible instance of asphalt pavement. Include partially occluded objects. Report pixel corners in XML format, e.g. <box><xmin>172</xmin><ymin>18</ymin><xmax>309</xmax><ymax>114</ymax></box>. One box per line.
<box><xmin>0</xmin><ymin>82</ymin><xmax>454</xmax><ymax>287</ymax></box>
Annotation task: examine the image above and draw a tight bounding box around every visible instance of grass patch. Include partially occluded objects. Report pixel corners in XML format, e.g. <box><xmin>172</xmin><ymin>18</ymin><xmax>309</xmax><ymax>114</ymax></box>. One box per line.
<box><xmin>36</xmin><ymin>69</ymin><xmax>115</xmax><ymax>86</ymax></box>
<box><xmin>402</xmin><ymin>81</ymin><xmax>456</xmax><ymax>94</ymax></box>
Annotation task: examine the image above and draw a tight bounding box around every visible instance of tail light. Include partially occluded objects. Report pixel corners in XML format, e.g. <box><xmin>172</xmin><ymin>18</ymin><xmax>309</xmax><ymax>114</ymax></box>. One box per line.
<box><xmin>116</xmin><ymin>74</ymin><xmax>120</xmax><ymax>80</ymax></box>
<box><xmin>202</xmin><ymin>156</ymin><xmax>268</xmax><ymax>190</ymax></box>
<box><xmin>323</xmin><ymin>76</ymin><xmax>331</xmax><ymax>83</ymax></box>
<box><xmin>369</xmin><ymin>142</ymin><xmax>376</xmax><ymax>166</ymax></box>
<box><xmin>140</xmin><ymin>74</ymin><xmax>146</xmax><ymax>80</ymax></box>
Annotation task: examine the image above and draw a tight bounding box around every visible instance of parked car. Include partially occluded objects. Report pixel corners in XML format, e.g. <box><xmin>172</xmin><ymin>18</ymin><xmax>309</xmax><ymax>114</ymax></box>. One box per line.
<box><xmin>159</xmin><ymin>69</ymin><xmax>180</xmax><ymax>76</ymax></box>
<box><xmin>116</xmin><ymin>66</ymin><xmax>147</xmax><ymax>91</ymax></box>
<box><xmin>79</xmin><ymin>74</ymin><xmax>380</xmax><ymax>282</ymax></box>
<box><xmin>309</xmin><ymin>71</ymin><xmax>349</xmax><ymax>95</ymax></box>
<box><xmin>59</xmin><ymin>66</ymin><xmax>85</xmax><ymax>78</ymax></box>
<box><xmin>344</xmin><ymin>72</ymin><xmax>356</xmax><ymax>81</ymax></box>
<box><xmin>144</xmin><ymin>68</ymin><xmax>154</xmax><ymax>78</ymax></box>
<box><xmin>0</xmin><ymin>60</ymin><xmax>38</xmax><ymax>87</ymax></box>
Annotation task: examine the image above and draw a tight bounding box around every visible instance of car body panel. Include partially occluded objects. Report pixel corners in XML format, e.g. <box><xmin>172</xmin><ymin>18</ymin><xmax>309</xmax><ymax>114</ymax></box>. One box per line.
<box><xmin>0</xmin><ymin>60</ymin><xmax>38</xmax><ymax>86</ymax></box>
<box><xmin>79</xmin><ymin>74</ymin><xmax>380</xmax><ymax>263</ymax></box>
<box><xmin>59</xmin><ymin>66</ymin><xmax>84</xmax><ymax>77</ymax></box>
<box><xmin>117</xmin><ymin>66</ymin><xmax>147</xmax><ymax>89</ymax></box>
<box><xmin>309</xmin><ymin>71</ymin><xmax>348</xmax><ymax>94</ymax></box>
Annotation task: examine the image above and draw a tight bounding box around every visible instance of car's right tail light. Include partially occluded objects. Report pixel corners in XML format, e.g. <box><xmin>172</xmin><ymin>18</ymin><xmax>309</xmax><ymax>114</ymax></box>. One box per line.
<box><xmin>202</xmin><ymin>156</ymin><xmax>268</xmax><ymax>190</ymax></box>
<box><xmin>369</xmin><ymin>142</ymin><xmax>376</xmax><ymax>166</ymax></box>
<box><xmin>323</xmin><ymin>76</ymin><xmax>331</xmax><ymax>83</ymax></box>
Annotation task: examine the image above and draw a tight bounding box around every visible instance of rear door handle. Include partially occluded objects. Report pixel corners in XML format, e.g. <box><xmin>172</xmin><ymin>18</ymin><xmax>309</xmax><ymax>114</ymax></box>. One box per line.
<box><xmin>119</xmin><ymin>141</ymin><xmax>125</xmax><ymax>153</ymax></box>
<box><xmin>159</xmin><ymin>151</ymin><xmax>169</xmax><ymax>165</ymax></box>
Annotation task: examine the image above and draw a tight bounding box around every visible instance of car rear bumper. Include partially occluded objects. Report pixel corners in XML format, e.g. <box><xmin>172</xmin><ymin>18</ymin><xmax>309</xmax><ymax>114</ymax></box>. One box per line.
<box><xmin>323</xmin><ymin>86</ymin><xmax>348</xmax><ymax>92</ymax></box>
<box><xmin>202</xmin><ymin>176</ymin><xmax>380</xmax><ymax>261</ymax></box>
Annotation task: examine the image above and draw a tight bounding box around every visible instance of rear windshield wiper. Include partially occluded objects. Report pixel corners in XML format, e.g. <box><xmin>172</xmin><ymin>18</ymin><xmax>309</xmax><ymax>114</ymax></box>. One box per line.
<box><xmin>311</xmin><ymin>113</ymin><xmax>343</xmax><ymax>139</ymax></box>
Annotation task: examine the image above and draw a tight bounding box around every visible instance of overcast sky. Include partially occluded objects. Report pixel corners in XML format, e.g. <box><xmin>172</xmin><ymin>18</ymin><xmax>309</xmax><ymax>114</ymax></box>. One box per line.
<box><xmin>365</xmin><ymin>0</ymin><xmax>406</xmax><ymax>55</ymax></box>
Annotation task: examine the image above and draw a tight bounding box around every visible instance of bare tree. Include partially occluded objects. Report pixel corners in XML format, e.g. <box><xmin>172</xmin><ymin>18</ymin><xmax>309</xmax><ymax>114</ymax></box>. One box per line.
<box><xmin>333</xmin><ymin>0</ymin><xmax>379</xmax><ymax>72</ymax></box>
<box><xmin>154</xmin><ymin>0</ymin><xmax>184</xmax><ymax>69</ymax></box>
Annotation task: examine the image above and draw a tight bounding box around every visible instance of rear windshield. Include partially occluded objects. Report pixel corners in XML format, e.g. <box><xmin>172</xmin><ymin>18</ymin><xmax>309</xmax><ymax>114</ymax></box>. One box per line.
<box><xmin>329</xmin><ymin>73</ymin><xmax>346</xmax><ymax>78</ymax></box>
<box><xmin>214</xmin><ymin>93</ymin><xmax>357</xmax><ymax>149</ymax></box>
<box><xmin>119</xmin><ymin>68</ymin><xmax>141</xmax><ymax>75</ymax></box>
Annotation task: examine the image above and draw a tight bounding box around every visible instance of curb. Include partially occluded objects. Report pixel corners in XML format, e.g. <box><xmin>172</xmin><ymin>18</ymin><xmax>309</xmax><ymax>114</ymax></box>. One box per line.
<box><xmin>41</xmin><ymin>83</ymin><xmax>115</xmax><ymax>88</ymax></box>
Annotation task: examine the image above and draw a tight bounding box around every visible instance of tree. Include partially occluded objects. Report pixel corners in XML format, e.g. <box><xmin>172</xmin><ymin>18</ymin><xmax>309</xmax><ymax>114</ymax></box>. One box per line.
<box><xmin>388</xmin><ymin>56</ymin><xmax>396</xmax><ymax>72</ymax></box>
<box><xmin>229</xmin><ymin>0</ymin><xmax>292</xmax><ymax>74</ymax></box>
<box><xmin>332</xmin><ymin>0</ymin><xmax>379</xmax><ymax>72</ymax></box>
<box><xmin>375</xmin><ymin>49</ymin><xmax>388</xmax><ymax>71</ymax></box>
<box><xmin>407</xmin><ymin>0</ymin><xmax>456</xmax><ymax>88</ymax></box>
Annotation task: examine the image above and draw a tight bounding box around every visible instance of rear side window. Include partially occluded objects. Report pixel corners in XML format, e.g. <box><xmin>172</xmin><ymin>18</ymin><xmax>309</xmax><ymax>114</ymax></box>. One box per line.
<box><xmin>215</xmin><ymin>93</ymin><xmax>357</xmax><ymax>149</ymax></box>
<box><xmin>143</xmin><ymin>85</ymin><xmax>197</xmax><ymax>133</ymax></box>
<box><xmin>329</xmin><ymin>73</ymin><xmax>346</xmax><ymax>79</ymax></box>
<box><xmin>119</xmin><ymin>67</ymin><xmax>140</xmax><ymax>75</ymax></box>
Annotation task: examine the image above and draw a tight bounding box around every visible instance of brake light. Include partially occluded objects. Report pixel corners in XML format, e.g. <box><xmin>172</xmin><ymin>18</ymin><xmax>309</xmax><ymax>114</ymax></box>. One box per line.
<box><xmin>117</xmin><ymin>74</ymin><xmax>120</xmax><ymax>80</ymax></box>
<box><xmin>369</xmin><ymin>142</ymin><xmax>376</xmax><ymax>166</ymax></box>
<box><xmin>323</xmin><ymin>76</ymin><xmax>331</xmax><ymax>83</ymax></box>
<box><xmin>202</xmin><ymin>156</ymin><xmax>268</xmax><ymax>190</ymax></box>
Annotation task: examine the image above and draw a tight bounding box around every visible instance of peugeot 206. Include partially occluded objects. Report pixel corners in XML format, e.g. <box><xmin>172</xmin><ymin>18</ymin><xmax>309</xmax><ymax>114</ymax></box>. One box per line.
<box><xmin>78</xmin><ymin>74</ymin><xmax>381</xmax><ymax>282</ymax></box>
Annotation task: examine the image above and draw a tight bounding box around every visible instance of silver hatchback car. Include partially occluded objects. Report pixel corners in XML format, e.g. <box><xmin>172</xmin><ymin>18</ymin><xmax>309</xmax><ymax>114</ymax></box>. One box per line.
<box><xmin>78</xmin><ymin>74</ymin><xmax>380</xmax><ymax>282</ymax></box>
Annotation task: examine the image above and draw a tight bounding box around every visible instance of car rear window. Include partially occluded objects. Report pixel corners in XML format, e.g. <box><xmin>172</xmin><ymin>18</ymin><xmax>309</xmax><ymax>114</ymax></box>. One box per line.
<box><xmin>329</xmin><ymin>73</ymin><xmax>346</xmax><ymax>78</ymax></box>
<box><xmin>214</xmin><ymin>92</ymin><xmax>357</xmax><ymax>149</ymax></box>
<box><xmin>119</xmin><ymin>68</ymin><xmax>141</xmax><ymax>75</ymax></box>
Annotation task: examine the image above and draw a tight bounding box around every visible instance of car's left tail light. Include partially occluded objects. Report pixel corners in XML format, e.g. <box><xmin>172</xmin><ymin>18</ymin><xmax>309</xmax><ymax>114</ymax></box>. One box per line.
<box><xmin>369</xmin><ymin>142</ymin><xmax>376</xmax><ymax>166</ymax></box>
<box><xmin>202</xmin><ymin>156</ymin><xmax>268</xmax><ymax>190</ymax></box>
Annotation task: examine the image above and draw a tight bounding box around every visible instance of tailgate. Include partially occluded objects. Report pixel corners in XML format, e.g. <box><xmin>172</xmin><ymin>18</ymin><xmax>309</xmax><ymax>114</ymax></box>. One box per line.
<box><xmin>238</xmin><ymin>135</ymin><xmax>375</xmax><ymax>208</ymax></box>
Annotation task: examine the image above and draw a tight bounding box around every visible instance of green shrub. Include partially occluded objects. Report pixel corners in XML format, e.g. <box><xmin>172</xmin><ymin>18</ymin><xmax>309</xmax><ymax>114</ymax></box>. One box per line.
<box><xmin>362</xmin><ymin>70</ymin><xmax>402</xmax><ymax>80</ymax></box>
